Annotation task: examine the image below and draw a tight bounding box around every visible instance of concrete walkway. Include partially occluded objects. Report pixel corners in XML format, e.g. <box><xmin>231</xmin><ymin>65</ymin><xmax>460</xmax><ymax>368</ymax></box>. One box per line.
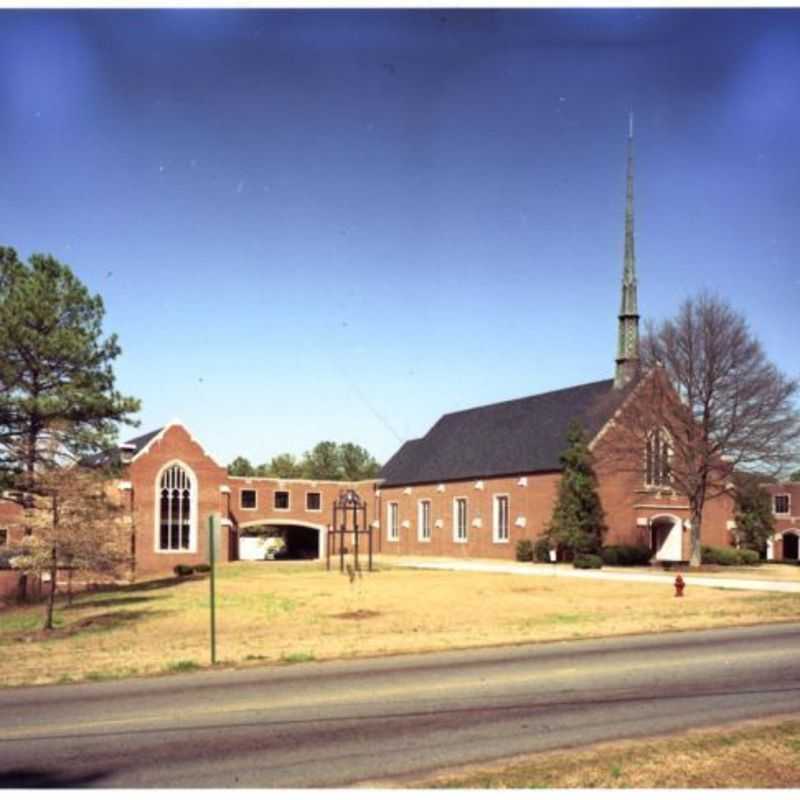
<box><xmin>379</xmin><ymin>556</ymin><xmax>800</xmax><ymax>594</ymax></box>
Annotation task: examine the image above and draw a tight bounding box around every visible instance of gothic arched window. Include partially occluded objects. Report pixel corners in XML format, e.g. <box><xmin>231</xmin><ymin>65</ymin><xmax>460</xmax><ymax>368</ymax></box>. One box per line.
<box><xmin>645</xmin><ymin>430</ymin><xmax>671</xmax><ymax>488</ymax></box>
<box><xmin>158</xmin><ymin>464</ymin><xmax>194</xmax><ymax>551</ymax></box>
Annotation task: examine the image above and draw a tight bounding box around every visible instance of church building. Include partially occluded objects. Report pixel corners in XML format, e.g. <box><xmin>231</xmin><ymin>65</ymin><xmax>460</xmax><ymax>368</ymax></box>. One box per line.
<box><xmin>1</xmin><ymin>125</ymin><xmax>742</xmax><ymax>577</ymax></box>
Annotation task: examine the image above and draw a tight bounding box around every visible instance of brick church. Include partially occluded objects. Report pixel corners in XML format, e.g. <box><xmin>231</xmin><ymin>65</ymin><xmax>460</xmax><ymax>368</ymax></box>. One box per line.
<box><xmin>7</xmin><ymin>124</ymin><xmax>787</xmax><ymax>576</ymax></box>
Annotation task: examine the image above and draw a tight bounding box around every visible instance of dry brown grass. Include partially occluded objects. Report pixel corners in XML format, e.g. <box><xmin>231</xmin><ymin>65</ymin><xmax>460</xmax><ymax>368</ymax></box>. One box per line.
<box><xmin>414</xmin><ymin>715</ymin><xmax>800</xmax><ymax>788</ymax></box>
<box><xmin>2</xmin><ymin>561</ymin><xmax>799</xmax><ymax>687</ymax></box>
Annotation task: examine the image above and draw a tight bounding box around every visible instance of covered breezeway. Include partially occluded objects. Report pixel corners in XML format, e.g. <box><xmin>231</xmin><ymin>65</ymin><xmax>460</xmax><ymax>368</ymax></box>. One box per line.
<box><xmin>237</xmin><ymin>519</ymin><xmax>327</xmax><ymax>562</ymax></box>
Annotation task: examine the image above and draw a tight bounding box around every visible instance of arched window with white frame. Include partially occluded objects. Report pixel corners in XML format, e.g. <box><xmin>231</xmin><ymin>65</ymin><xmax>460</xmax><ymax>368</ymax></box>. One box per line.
<box><xmin>157</xmin><ymin>463</ymin><xmax>197</xmax><ymax>552</ymax></box>
<box><xmin>645</xmin><ymin>429</ymin><xmax>672</xmax><ymax>488</ymax></box>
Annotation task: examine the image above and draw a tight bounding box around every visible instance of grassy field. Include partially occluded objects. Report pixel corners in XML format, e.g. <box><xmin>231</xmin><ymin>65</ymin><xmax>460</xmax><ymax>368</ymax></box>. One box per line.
<box><xmin>412</xmin><ymin>716</ymin><xmax>800</xmax><ymax>788</ymax></box>
<box><xmin>1</xmin><ymin>561</ymin><xmax>800</xmax><ymax>687</ymax></box>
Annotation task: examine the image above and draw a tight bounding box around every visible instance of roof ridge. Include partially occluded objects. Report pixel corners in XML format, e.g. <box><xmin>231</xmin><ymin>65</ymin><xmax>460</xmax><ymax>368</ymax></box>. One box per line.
<box><xmin>438</xmin><ymin>377</ymin><xmax>615</xmax><ymax>420</ymax></box>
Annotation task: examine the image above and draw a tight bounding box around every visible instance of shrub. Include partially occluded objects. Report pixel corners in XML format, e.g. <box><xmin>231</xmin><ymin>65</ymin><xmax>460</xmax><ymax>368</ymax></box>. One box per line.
<box><xmin>738</xmin><ymin>548</ymin><xmax>760</xmax><ymax>566</ymax></box>
<box><xmin>173</xmin><ymin>564</ymin><xmax>195</xmax><ymax>577</ymax></box>
<box><xmin>602</xmin><ymin>544</ymin><xmax>652</xmax><ymax>566</ymax></box>
<box><xmin>533</xmin><ymin>538</ymin><xmax>552</xmax><ymax>563</ymax></box>
<box><xmin>573</xmin><ymin>554</ymin><xmax>603</xmax><ymax>570</ymax></box>
<box><xmin>516</xmin><ymin>539</ymin><xmax>534</xmax><ymax>562</ymax></box>
<box><xmin>601</xmin><ymin>547</ymin><xmax>619</xmax><ymax>566</ymax></box>
<box><xmin>193</xmin><ymin>563</ymin><xmax>211</xmax><ymax>573</ymax></box>
<box><xmin>702</xmin><ymin>546</ymin><xmax>743</xmax><ymax>567</ymax></box>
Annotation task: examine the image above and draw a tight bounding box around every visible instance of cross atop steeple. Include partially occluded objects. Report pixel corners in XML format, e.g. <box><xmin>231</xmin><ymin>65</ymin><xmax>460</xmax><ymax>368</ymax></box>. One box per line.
<box><xmin>614</xmin><ymin>112</ymin><xmax>641</xmax><ymax>389</ymax></box>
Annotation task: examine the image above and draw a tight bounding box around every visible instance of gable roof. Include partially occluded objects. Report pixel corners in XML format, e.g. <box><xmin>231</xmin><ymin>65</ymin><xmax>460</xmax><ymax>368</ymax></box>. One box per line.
<box><xmin>82</xmin><ymin>428</ymin><xmax>164</xmax><ymax>468</ymax></box>
<box><xmin>379</xmin><ymin>378</ymin><xmax>636</xmax><ymax>487</ymax></box>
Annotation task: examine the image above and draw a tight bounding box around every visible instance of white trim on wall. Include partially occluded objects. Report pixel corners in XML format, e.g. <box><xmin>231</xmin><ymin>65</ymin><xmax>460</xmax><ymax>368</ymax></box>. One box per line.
<box><xmin>387</xmin><ymin>502</ymin><xmax>399</xmax><ymax>542</ymax></box>
<box><xmin>305</xmin><ymin>491</ymin><xmax>322</xmax><ymax>513</ymax></box>
<box><xmin>239</xmin><ymin>487</ymin><xmax>258</xmax><ymax>511</ymax></box>
<box><xmin>418</xmin><ymin>499</ymin><xmax>432</xmax><ymax>542</ymax></box>
<box><xmin>273</xmin><ymin>490</ymin><xmax>291</xmax><ymax>512</ymax></box>
<box><xmin>153</xmin><ymin>460</ymin><xmax>199</xmax><ymax>555</ymax></box>
<box><xmin>774</xmin><ymin>494</ymin><xmax>791</xmax><ymax>516</ymax></box>
<box><xmin>492</xmin><ymin>493</ymin><xmax>510</xmax><ymax>543</ymax></box>
<box><xmin>453</xmin><ymin>496</ymin><xmax>468</xmax><ymax>543</ymax></box>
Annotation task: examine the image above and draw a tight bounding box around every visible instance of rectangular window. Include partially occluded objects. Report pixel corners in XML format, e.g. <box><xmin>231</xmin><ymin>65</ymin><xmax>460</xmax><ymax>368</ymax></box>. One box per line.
<box><xmin>0</xmin><ymin>529</ymin><xmax>7</xmax><ymax>546</ymax></box>
<box><xmin>418</xmin><ymin>500</ymin><xmax>431</xmax><ymax>542</ymax></box>
<box><xmin>453</xmin><ymin>498</ymin><xmax>468</xmax><ymax>542</ymax></box>
<box><xmin>306</xmin><ymin>492</ymin><xmax>321</xmax><ymax>512</ymax></box>
<box><xmin>240</xmin><ymin>489</ymin><xmax>257</xmax><ymax>510</ymax></box>
<box><xmin>274</xmin><ymin>491</ymin><xmax>290</xmax><ymax>510</ymax></box>
<box><xmin>493</xmin><ymin>495</ymin><xmax>509</xmax><ymax>543</ymax></box>
<box><xmin>774</xmin><ymin>495</ymin><xmax>790</xmax><ymax>515</ymax></box>
<box><xmin>388</xmin><ymin>502</ymin><xmax>399</xmax><ymax>542</ymax></box>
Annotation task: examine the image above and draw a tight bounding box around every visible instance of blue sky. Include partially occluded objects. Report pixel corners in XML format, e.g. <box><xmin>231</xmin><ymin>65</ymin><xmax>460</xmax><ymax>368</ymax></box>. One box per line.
<box><xmin>1</xmin><ymin>9</ymin><xmax>798</xmax><ymax>466</ymax></box>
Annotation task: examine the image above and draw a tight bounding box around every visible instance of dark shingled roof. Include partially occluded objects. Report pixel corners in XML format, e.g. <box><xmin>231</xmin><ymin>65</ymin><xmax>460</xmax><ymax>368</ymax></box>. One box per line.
<box><xmin>379</xmin><ymin>378</ymin><xmax>636</xmax><ymax>487</ymax></box>
<box><xmin>82</xmin><ymin>428</ymin><xmax>164</xmax><ymax>468</ymax></box>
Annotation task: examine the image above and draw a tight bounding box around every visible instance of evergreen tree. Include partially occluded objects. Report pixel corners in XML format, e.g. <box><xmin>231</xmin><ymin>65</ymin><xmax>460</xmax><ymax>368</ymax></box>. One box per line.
<box><xmin>0</xmin><ymin>247</ymin><xmax>140</xmax><ymax>495</ymax></box>
<box><xmin>733</xmin><ymin>473</ymin><xmax>775</xmax><ymax>554</ymax></box>
<box><xmin>547</xmin><ymin>422</ymin><xmax>607</xmax><ymax>556</ymax></box>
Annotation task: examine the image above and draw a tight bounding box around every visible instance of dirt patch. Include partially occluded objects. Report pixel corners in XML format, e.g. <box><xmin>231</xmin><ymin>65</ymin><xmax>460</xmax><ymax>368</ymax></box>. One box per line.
<box><xmin>511</xmin><ymin>586</ymin><xmax>554</xmax><ymax>594</ymax></box>
<box><xmin>329</xmin><ymin>609</ymin><xmax>382</xmax><ymax>620</ymax></box>
<box><xmin>8</xmin><ymin>611</ymin><xmax>146</xmax><ymax>642</ymax></box>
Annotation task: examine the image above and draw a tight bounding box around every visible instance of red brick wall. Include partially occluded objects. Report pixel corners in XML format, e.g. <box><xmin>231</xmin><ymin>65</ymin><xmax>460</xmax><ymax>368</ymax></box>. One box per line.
<box><xmin>123</xmin><ymin>421</ymin><xmax>738</xmax><ymax>572</ymax></box>
<box><xmin>228</xmin><ymin>477</ymin><xmax>376</xmax><ymax>532</ymax></box>
<box><xmin>377</xmin><ymin>473</ymin><xmax>560</xmax><ymax>559</ymax></box>
<box><xmin>764</xmin><ymin>483</ymin><xmax>800</xmax><ymax>559</ymax></box>
<box><xmin>126</xmin><ymin>424</ymin><xmax>228</xmax><ymax>576</ymax></box>
<box><xmin>0</xmin><ymin>499</ymin><xmax>26</xmax><ymax>546</ymax></box>
<box><xmin>376</xmin><ymin>448</ymin><xmax>735</xmax><ymax>561</ymax></box>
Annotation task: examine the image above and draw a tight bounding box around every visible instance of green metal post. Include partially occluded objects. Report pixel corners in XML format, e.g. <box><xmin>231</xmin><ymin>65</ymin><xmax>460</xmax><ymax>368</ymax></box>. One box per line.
<box><xmin>209</xmin><ymin>514</ymin><xmax>217</xmax><ymax>665</ymax></box>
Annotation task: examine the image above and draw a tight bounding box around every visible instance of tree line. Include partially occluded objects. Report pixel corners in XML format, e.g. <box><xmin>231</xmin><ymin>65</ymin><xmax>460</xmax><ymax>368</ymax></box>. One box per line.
<box><xmin>228</xmin><ymin>441</ymin><xmax>381</xmax><ymax>481</ymax></box>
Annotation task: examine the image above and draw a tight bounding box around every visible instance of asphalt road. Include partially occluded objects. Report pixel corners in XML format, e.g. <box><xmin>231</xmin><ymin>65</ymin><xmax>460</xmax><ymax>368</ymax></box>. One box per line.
<box><xmin>2</xmin><ymin>622</ymin><xmax>800</xmax><ymax>787</ymax></box>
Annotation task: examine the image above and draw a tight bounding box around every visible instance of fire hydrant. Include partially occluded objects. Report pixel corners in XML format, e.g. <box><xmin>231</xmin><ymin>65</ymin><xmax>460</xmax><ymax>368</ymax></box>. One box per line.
<box><xmin>674</xmin><ymin>574</ymin><xmax>685</xmax><ymax>598</ymax></box>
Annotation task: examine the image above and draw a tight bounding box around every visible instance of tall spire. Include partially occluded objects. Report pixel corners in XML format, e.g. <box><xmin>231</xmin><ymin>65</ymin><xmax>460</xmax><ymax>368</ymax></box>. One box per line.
<box><xmin>614</xmin><ymin>111</ymin><xmax>641</xmax><ymax>389</ymax></box>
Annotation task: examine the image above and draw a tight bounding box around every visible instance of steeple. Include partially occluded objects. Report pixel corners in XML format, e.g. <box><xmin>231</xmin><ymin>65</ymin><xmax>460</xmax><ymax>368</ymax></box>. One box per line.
<box><xmin>614</xmin><ymin>112</ymin><xmax>641</xmax><ymax>389</ymax></box>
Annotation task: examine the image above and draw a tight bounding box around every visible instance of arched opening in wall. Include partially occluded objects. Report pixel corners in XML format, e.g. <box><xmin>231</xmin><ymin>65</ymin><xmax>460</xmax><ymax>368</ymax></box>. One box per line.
<box><xmin>238</xmin><ymin>521</ymin><xmax>323</xmax><ymax>561</ymax></box>
<box><xmin>783</xmin><ymin>531</ymin><xmax>799</xmax><ymax>561</ymax></box>
<box><xmin>650</xmin><ymin>515</ymin><xmax>683</xmax><ymax>562</ymax></box>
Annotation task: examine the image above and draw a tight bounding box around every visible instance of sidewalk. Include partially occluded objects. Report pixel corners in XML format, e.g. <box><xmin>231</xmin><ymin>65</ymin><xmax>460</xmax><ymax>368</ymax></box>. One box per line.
<box><xmin>377</xmin><ymin>555</ymin><xmax>800</xmax><ymax>594</ymax></box>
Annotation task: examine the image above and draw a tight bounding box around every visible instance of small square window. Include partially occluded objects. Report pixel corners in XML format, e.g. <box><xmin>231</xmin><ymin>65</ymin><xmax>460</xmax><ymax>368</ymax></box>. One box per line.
<box><xmin>241</xmin><ymin>489</ymin><xmax>257</xmax><ymax>510</ymax></box>
<box><xmin>0</xmin><ymin>529</ymin><xmax>7</xmax><ymax>546</ymax></box>
<box><xmin>306</xmin><ymin>492</ymin><xmax>321</xmax><ymax>511</ymax></box>
<box><xmin>775</xmin><ymin>495</ymin><xmax>790</xmax><ymax>515</ymax></box>
<box><xmin>274</xmin><ymin>491</ymin><xmax>290</xmax><ymax>510</ymax></box>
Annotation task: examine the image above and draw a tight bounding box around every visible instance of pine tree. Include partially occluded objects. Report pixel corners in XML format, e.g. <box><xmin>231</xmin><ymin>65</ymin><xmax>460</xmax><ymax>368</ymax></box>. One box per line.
<box><xmin>0</xmin><ymin>247</ymin><xmax>140</xmax><ymax>493</ymax></box>
<box><xmin>733</xmin><ymin>474</ymin><xmax>775</xmax><ymax>554</ymax></box>
<box><xmin>547</xmin><ymin>422</ymin><xmax>607</xmax><ymax>556</ymax></box>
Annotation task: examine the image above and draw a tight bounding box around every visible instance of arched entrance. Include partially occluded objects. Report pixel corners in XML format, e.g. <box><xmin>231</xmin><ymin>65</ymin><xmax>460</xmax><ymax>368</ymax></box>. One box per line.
<box><xmin>783</xmin><ymin>531</ymin><xmax>799</xmax><ymax>560</ymax></box>
<box><xmin>650</xmin><ymin>515</ymin><xmax>684</xmax><ymax>562</ymax></box>
<box><xmin>238</xmin><ymin>519</ymin><xmax>327</xmax><ymax>562</ymax></box>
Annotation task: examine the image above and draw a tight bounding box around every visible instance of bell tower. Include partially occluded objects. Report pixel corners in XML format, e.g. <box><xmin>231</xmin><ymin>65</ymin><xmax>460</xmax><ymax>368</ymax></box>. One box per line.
<box><xmin>614</xmin><ymin>112</ymin><xmax>641</xmax><ymax>390</ymax></box>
